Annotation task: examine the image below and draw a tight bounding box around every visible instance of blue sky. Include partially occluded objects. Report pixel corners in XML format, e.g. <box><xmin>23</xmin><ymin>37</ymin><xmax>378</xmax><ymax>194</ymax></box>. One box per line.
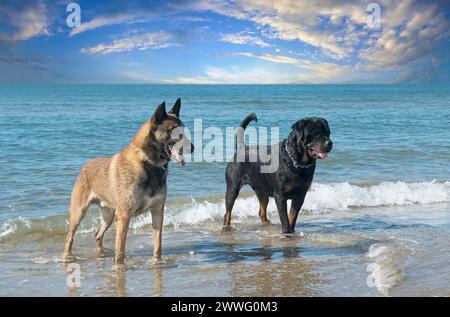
<box><xmin>0</xmin><ymin>0</ymin><xmax>449</xmax><ymax>83</ymax></box>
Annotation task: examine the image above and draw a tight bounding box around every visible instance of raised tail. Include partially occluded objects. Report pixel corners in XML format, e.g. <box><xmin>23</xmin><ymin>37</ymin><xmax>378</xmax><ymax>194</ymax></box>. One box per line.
<box><xmin>236</xmin><ymin>113</ymin><xmax>257</xmax><ymax>150</ymax></box>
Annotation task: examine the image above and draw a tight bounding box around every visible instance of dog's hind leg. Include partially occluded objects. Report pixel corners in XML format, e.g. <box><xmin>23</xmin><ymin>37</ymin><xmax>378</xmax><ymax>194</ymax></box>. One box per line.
<box><xmin>63</xmin><ymin>184</ymin><xmax>91</xmax><ymax>260</ymax></box>
<box><xmin>95</xmin><ymin>207</ymin><xmax>115</xmax><ymax>255</ymax></box>
<box><xmin>223</xmin><ymin>183</ymin><xmax>241</xmax><ymax>229</ymax></box>
<box><xmin>256</xmin><ymin>192</ymin><xmax>270</xmax><ymax>223</ymax></box>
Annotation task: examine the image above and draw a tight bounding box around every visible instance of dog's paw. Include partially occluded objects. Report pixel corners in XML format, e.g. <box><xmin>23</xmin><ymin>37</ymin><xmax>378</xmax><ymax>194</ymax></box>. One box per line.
<box><xmin>112</xmin><ymin>263</ymin><xmax>126</xmax><ymax>272</ymax></box>
<box><xmin>221</xmin><ymin>225</ymin><xmax>235</xmax><ymax>233</ymax></box>
<box><xmin>60</xmin><ymin>253</ymin><xmax>75</xmax><ymax>263</ymax></box>
<box><xmin>280</xmin><ymin>232</ymin><xmax>297</xmax><ymax>239</ymax></box>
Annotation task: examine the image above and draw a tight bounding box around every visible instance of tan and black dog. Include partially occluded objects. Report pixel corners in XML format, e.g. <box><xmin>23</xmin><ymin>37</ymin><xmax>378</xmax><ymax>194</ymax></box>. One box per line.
<box><xmin>63</xmin><ymin>98</ymin><xmax>193</xmax><ymax>265</ymax></box>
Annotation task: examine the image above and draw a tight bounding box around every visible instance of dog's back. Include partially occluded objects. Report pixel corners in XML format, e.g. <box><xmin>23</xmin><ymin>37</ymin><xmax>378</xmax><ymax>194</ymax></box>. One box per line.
<box><xmin>71</xmin><ymin>157</ymin><xmax>113</xmax><ymax>208</ymax></box>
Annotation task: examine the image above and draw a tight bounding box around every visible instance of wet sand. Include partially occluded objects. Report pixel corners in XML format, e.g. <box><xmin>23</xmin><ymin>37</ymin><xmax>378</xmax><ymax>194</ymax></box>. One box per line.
<box><xmin>1</xmin><ymin>202</ymin><xmax>449</xmax><ymax>297</ymax></box>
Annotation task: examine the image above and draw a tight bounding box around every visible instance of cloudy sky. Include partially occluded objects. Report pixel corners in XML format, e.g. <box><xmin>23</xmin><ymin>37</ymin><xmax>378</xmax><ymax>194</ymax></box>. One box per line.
<box><xmin>0</xmin><ymin>0</ymin><xmax>449</xmax><ymax>83</ymax></box>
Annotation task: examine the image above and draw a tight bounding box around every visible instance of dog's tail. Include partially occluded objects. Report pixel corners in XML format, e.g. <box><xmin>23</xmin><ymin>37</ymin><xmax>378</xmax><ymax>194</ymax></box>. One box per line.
<box><xmin>236</xmin><ymin>113</ymin><xmax>257</xmax><ymax>150</ymax></box>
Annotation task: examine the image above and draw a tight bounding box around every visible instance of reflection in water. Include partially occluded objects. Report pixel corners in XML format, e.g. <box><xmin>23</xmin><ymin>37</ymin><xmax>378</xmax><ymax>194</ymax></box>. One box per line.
<box><xmin>153</xmin><ymin>267</ymin><xmax>163</xmax><ymax>296</ymax></box>
<box><xmin>114</xmin><ymin>268</ymin><xmax>127</xmax><ymax>297</ymax></box>
<box><xmin>226</xmin><ymin>246</ymin><xmax>322</xmax><ymax>296</ymax></box>
<box><xmin>48</xmin><ymin>218</ymin><xmax>450</xmax><ymax>297</ymax></box>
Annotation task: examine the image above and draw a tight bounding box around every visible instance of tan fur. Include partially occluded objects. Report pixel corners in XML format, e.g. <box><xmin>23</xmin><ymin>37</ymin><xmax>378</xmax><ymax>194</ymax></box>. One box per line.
<box><xmin>63</xmin><ymin>106</ymin><xmax>183</xmax><ymax>265</ymax></box>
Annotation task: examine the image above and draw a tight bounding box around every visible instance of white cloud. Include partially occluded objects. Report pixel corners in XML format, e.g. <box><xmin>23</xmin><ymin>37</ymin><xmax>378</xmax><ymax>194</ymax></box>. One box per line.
<box><xmin>226</xmin><ymin>52</ymin><xmax>303</xmax><ymax>65</ymax></box>
<box><xmin>225</xmin><ymin>52</ymin><xmax>349</xmax><ymax>78</ymax></box>
<box><xmin>359</xmin><ymin>2</ymin><xmax>449</xmax><ymax>70</ymax></box>
<box><xmin>200</xmin><ymin>0</ymin><xmax>450</xmax><ymax>68</ymax></box>
<box><xmin>81</xmin><ymin>31</ymin><xmax>179</xmax><ymax>55</ymax></box>
<box><xmin>70</xmin><ymin>12</ymin><xmax>145</xmax><ymax>36</ymax></box>
<box><xmin>165</xmin><ymin>66</ymin><xmax>296</xmax><ymax>84</ymax></box>
<box><xmin>221</xmin><ymin>32</ymin><xmax>270</xmax><ymax>47</ymax></box>
<box><xmin>166</xmin><ymin>52</ymin><xmax>352</xmax><ymax>84</ymax></box>
<box><xmin>199</xmin><ymin>0</ymin><xmax>369</xmax><ymax>59</ymax></box>
<box><xmin>0</xmin><ymin>2</ymin><xmax>51</xmax><ymax>41</ymax></box>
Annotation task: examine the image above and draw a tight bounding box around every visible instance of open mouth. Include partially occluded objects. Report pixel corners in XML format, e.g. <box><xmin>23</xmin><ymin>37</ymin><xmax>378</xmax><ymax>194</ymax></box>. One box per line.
<box><xmin>308</xmin><ymin>148</ymin><xmax>329</xmax><ymax>160</ymax></box>
<box><xmin>166</xmin><ymin>144</ymin><xmax>185</xmax><ymax>167</ymax></box>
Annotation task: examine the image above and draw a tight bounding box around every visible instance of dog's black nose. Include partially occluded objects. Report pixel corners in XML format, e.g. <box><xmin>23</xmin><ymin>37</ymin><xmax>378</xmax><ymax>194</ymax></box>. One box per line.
<box><xmin>325</xmin><ymin>139</ymin><xmax>333</xmax><ymax>151</ymax></box>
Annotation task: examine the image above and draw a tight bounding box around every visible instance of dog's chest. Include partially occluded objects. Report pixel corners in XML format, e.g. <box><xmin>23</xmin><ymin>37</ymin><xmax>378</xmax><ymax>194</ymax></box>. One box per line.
<box><xmin>140</xmin><ymin>162</ymin><xmax>167</xmax><ymax>195</ymax></box>
<box><xmin>282</xmin><ymin>177</ymin><xmax>311</xmax><ymax>195</ymax></box>
<box><xmin>133</xmin><ymin>164</ymin><xmax>168</xmax><ymax>215</ymax></box>
<box><xmin>133</xmin><ymin>191</ymin><xmax>166</xmax><ymax>216</ymax></box>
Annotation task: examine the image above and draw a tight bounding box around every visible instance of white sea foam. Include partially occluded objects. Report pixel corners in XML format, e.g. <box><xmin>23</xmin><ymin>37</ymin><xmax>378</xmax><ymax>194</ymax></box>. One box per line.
<box><xmin>0</xmin><ymin>222</ymin><xmax>17</xmax><ymax>239</ymax></box>
<box><xmin>0</xmin><ymin>216</ymin><xmax>31</xmax><ymax>239</ymax></box>
<box><xmin>365</xmin><ymin>243</ymin><xmax>410</xmax><ymax>296</ymax></box>
<box><xmin>1</xmin><ymin>181</ymin><xmax>449</xmax><ymax>239</ymax></box>
<box><xmin>157</xmin><ymin>180</ymin><xmax>450</xmax><ymax>228</ymax></box>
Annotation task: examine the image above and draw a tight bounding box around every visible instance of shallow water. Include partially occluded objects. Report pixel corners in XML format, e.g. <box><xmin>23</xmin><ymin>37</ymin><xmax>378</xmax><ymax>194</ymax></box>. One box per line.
<box><xmin>1</xmin><ymin>202</ymin><xmax>449</xmax><ymax>297</ymax></box>
<box><xmin>0</xmin><ymin>84</ymin><xmax>449</xmax><ymax>296</ymax></box>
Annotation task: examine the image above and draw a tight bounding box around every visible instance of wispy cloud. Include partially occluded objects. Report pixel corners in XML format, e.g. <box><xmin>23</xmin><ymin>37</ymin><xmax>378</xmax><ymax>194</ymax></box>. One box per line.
<box><xmin>81</xmin><ymin>31</ymin><xmax>179</xmax><ymax>55</ymax></box>
<box><xmin>70</xmin><ymin>12</ymin><xmax>147</xmax><ymax>36</ymax></box>
<box><xmin>202</xmin><ymin>0</ymin><xmax>450</xmax><ymax>67</ymax></box>
<box><xmin>1</xmin><ymin>0</ymin><xmax>449</xmax><ymax>83</ymax></box>
<box><xmin>165</xmin><ymin>65</ymin><xmax>296</xmax><ymax>84</ymax></box>
<box><xmin>0</xmin><ymin>56</ymin><xmax>53</xmax><ymax>64</ymax></box>
<box><xmin>0</xmin><ymin>1</ymin><xmax>51</xmax><ymax>41</ymax></box>
<box><xmin>221</xmin><ymin>32</ymin><xmax>270</xmax><ymax>47</ymax></box>
<box><xmin>224</xmin><ymin>51</ymin><xmax>351</xmax><ymax>83</ymax></box>
<box><xmin>359</xmin><ymin>2</ymin><xmax>449</xmax><ymax>70</ymax></box>
<box><xmin>226</xmin><ymin>52</ymin><xmax>302</xmax><ymax>65</ymax></box>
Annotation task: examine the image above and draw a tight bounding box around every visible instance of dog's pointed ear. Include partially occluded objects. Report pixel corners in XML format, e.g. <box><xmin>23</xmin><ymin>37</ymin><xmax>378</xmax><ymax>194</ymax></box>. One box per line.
<box><xmin>169</xmin><ymin>98</ymin><xmax>181</xmax><ymax>117</ymax></box>
<box><xmin>292</xmin><ymin>118</ymin><xmax>308</xmax><ymax>140</ymax></box>
<box><xmin>322</xmin><ymin>118</ymin><xmax>330</xmax><ymax>134</ymax></box>
<box><xmin>152</xmin><ymin>101</ymin><xmax>167</xmax><ymax>123</ymax></box>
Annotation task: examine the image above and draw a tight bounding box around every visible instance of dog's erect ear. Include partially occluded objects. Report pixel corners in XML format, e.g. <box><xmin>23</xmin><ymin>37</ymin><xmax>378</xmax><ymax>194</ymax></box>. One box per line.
<box><xmin>291</xmin><ymin>118</ymin><xmax>309</xmax><ymax>141</ymax></box>
<box><xmin>169</xmin><ymin>98</ymin><xmax>181</xmax><ymax>117</ymax></box>
<box><xmin>322</xmin><ymin>119</ymin><xmax>330</xmax><ymax>134</ymax></box>
<box><xmin>152</xmin><ymin>101</ymin><xmax>167</xmax><ymax>123</ymax></box>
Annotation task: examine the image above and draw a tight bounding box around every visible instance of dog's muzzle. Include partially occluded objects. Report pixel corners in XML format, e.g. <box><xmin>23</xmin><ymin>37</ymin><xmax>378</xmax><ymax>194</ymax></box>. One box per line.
<box><xmin>307</xmin><ymin>139</ymin><xmax>333</xmax><ymax>160</ymax></box>
<box><xmin>165</xmin><ymin>140</ymin><xmax>194</xmax><ymax>167</ymax></box>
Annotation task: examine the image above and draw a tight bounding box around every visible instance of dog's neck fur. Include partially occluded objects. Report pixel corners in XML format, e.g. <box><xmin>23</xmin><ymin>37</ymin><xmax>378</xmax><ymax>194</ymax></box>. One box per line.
<box><xmin>285</xmin><ymin>131</ymin><xmax>315</xmax><ymax>165</ymax></box>
<box><xmin>126</xmin><ymin>120</ymin><xmax>169</xmax><ymax>168</ymax></box>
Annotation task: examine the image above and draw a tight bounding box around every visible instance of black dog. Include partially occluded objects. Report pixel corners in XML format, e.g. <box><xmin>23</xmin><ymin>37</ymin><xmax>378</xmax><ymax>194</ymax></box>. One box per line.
<box><xmin>223</xmin><ymin>113</ymin><xmax>332</xmax><ymax>233</ymax></box>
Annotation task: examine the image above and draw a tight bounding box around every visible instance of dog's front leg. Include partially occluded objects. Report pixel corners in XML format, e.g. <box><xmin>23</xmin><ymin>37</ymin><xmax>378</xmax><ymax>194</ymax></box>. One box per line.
<box><xmin>288</xmin><ymin>195</ymin><xmax>306</xmax><ymax>232</ymax></box>
<box><xmin>151</xmin><ymin>206</ymin><xmax>164</xmax><ymax>261</ymax></box>
<box><xmin>114</xmin><ymin>210</ymin><xmax>131</xmax><ymax>265</ymax></box>
<box><xmin>274</xmin><ymin>194</ymin><xmax>291</xmax><ymax>234</ymax></box>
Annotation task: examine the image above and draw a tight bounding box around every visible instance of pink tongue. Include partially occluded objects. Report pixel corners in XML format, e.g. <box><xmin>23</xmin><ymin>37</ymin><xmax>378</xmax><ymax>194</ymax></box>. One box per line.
<box><xmin>319</xmin><ymin>152</ymin><xmax>328</xmax><ymax>160</ymax></box>
<box><xmin>171</xmin><ymin>151</ymin><xmax>185</xmax><ymax>167</ymax></box>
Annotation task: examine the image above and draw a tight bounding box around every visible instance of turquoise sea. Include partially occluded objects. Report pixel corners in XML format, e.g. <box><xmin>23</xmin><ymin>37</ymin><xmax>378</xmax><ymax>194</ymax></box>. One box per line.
<box><xmin>0</xmin><ymin>84</ymin><xmax>449</xmax><ymax>296</ymax></box>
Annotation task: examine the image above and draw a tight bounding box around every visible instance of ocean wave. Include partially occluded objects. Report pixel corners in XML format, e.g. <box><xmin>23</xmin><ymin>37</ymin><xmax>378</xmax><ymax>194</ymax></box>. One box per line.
<box><xmin>160</xmin><ymin>180</ymin><xmax>450</xmax><ymax>227</ymax></box>
<box><xmin>1</xmin><ymin>180</ymin><xmax>449</xmax><ymax>242</ymax></box>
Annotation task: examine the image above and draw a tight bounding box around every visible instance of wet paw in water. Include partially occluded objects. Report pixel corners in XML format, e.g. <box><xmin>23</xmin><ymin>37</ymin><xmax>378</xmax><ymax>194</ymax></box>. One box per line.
<box><xmin>57</xmin><ymin>254</ymin><xmax>80</xmax><ymax>263</ymax></box>
<box><xmin>151</xmin><ymin>258</ymin><xmax>179</xmax><ymax>269</ymax></box>
<box><xmin>280</xmin><ymin>232</ymin><xmax>302</xmax><ymax>240</ymax></box>
<box><xmin>95</xmin><ymin>248</ymin><xmax>114</xmax><ymax>258</ymax></box>
<box><xmin>221</xmin><ymin>225</ymin><xmax>236</xmax><ymax>233</ymax></box>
